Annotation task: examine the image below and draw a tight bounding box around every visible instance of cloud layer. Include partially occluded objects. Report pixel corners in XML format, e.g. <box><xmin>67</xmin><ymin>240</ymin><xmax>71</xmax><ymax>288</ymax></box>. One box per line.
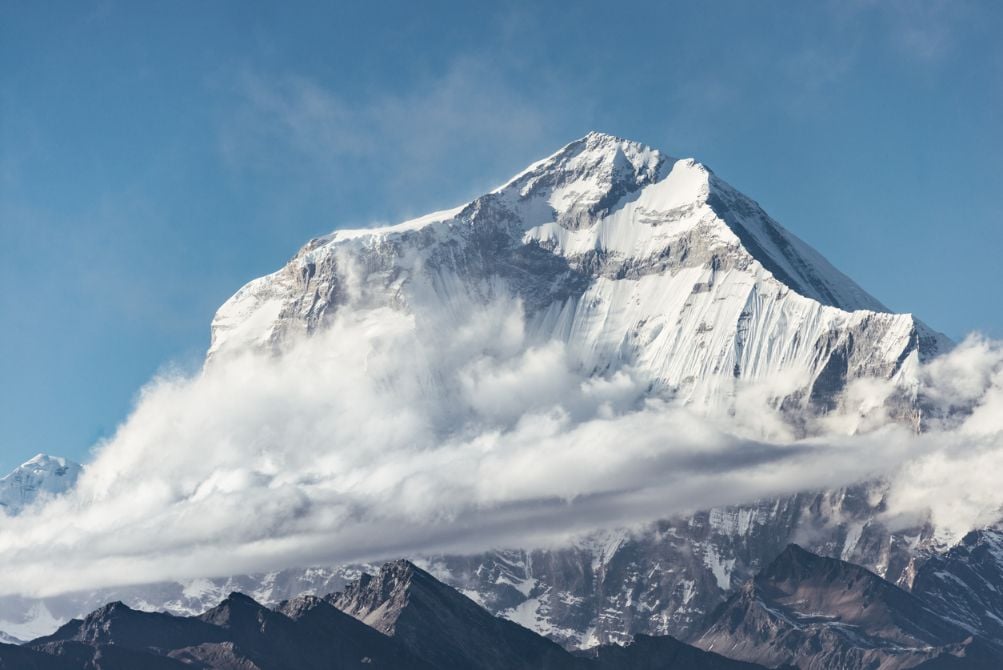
<box><xmin>1</xmin><ymin>293</ymin><xmax>1003</xmax><ymax>598</ymax></box>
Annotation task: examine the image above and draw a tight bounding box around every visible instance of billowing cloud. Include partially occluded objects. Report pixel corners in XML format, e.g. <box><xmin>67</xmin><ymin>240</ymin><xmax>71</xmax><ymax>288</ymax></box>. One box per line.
<box><xmin>1</xmin><ymin>289</ymin><xmax>1003</xmax><ymax>598</ymax></box>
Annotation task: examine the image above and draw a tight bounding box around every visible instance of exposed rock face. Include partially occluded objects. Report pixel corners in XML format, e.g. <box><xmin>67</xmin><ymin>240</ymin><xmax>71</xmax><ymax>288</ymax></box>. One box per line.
<box><xmin>329</xmin><ymin>559</ymin><xmax>578</xmax><ymax>670</ymax></box>
<box><xmin>912</xmin><ymin>529</ymin><xmax>1003</xmax><ymax>644</ymax></box>
<box><xmin>26</xmin><ymin>589</ymin><xmax>431</xmax><ymax>670</ymax></box>
<box><xmin>694</xmin><ymin>544</ymin><xmax>997</xmax><ymax>670</ymax></box>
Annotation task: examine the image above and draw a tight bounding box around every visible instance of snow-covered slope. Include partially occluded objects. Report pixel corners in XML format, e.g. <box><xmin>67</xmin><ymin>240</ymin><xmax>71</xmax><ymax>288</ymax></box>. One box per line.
<box><xmin>209</xmin><ymin>132</ymin><xmax>947</xmax><ymax>415</ymax></box>
<box><xmin>0</xmin><ymin>454</ymin><xmax>81</xmax><ymax>516</ymax></box>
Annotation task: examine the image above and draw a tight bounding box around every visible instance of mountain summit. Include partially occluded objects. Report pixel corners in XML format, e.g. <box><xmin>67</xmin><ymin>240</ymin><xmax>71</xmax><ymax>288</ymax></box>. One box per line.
<box><xmin>0</xmin><ymin>454</ymin><xmax>81</xmax><ymax>515</ymax></box>
<box><xmin>209</xmin><ymin>132</ymin><xmax>947</xmax><ymax>414</ymax></box>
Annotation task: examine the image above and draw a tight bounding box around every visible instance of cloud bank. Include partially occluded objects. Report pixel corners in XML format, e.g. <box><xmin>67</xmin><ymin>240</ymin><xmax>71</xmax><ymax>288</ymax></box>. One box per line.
<box><xmin>1</xmin><ymin>293</ymin><xmax>1003</xmax><ymax>598</ymax></box>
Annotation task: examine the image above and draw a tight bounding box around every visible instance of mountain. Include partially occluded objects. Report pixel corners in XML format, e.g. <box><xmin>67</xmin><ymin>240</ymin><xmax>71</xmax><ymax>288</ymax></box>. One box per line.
<box><xmin>0</xmin><ymin>454</ymin><xmax>81</xmax><ymax>516</ymax></box>
<box><xmin>200</xmin><ymin>131</ymin><xmax>947</xmax><ymax>646</ymax></box>
<box><xmin>17</xmin><ymin>551</ymin><xmax>1003</xmax><ymax>670</ymax></box>
<box><xmin>0</xmin><ymin>133</ymin><xmax>961</xmax><ymax>647</ymax></box>
<box><xmin>0</xmin><ymin>632</ymin><xmax>22</xmax><ymax>645</ymax></box>
<box><xmin>426</xmin><ymin>483</ymin><xmax>938</xmax><ymax>646</ymax></box>
<box><xmin>0</xmin><ymin>640</ymin><xmax>186</xmax><ymax>670</ymax></box>
<box><xmin>694</xmin><ymin>544</ymin><xmax>998</xmax><ymax>669</ymax></box>
<box><xmin>0</xmin><ymin>484</ymin><xmax>940</xmax><ymax>650</ymax></box>
<box><xmin>7</xmin><ymin>561</ymin><xmax>774</xmax><ymax>670</ymax></box>
<box><xmin>209</xmin><ymin>131</ymin><xmax>948</xmax><ymax>416</ymax></box>
<box><xmin>912</xmin><ymin>529</ymin><xmax>1003</xmax><ymax>644</ymax></box>
<box><xmin>26</xmin><ymin>590</ymin><xmax>430</xmax><ymax>669</ymax></box>
<box><xmin>329</xmin><ymin>559</ymin><xmax>577</xmax><ymax>670</ymax></box>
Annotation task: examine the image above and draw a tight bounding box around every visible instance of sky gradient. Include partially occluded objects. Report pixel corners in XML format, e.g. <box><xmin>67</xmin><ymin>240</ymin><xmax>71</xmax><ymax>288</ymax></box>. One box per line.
<box><xmin>1</xmin><ymin>1</ymin><xmax>1001</xmax><ymax>470</ymax></box>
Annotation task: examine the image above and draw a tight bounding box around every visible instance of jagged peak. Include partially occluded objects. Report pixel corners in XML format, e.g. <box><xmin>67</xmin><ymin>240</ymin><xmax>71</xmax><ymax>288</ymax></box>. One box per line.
<box><xmin>773</xmin><ymin>542</ymin><xmax>817</xmax><ymax>563</ymax></box>
<box><xmin>757</xmin><ymin>544</ymin><xmax>845</xmax><ymax>586</ymax></box>
<box><xmin>4</xmin><ymin>453</ymin><xmax>80</xmax><ymax>477</ymax></box>
<box><xmin>198</xmin><ymin>591</ymin><xmax>269</xmax><ymax>628</ymax></box>
<box><xmin>86</xmin><ymin>601</ymin><xmax>132</xmax><ymax>619</ymax></box>
<box><xmin>339</xmin><ymin>559</ymin><xmax>432</xmax><ymax>601</ymax></box>
<box><xmin>492</xmin><ymin>131</ymin><xmax>668</xmax><ymax>218</ymax></box>
<box><xmin>330</xmin><ymin>558</ymin><xmax>471</xmax><ymax>630</ymax></box>
<box><xmin>0</xmin><ymin>453</ymin><xmax>83</xmax><ymax>516</ymax></box>
<box><xmin>940</xmin><ymin>528</ymin><xmax>1003</xmax><ymax>563</ymax></box>
<box><xmin>217</xmin><ymin>591</ymin><xmax>266</xmax><ymax>612</ymax></box>
<box><xmin>378</xmin><ymin>558</ymin><xmax>422</xmax><ymax>577</ymax></box>
<box><xmin>757</xmin><ymin>543</ymin><xmax>898</xmax><ymax>596</ymax></box>
<box><xmin>277</xmin><ymin>593</ymin><xmax>328</xmax><ymax>616</ymax></box>
<box><xmin>24</xmin><ymin>453</ymin><xmax>62</xmax><ymax>466</ymax></box>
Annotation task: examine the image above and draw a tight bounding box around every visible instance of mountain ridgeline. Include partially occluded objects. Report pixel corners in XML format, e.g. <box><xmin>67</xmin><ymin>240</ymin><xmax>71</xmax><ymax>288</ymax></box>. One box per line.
<box><xmin>7</xmin><ymin>546</ymin><xmax>1003</xmax><ymax>669</ymax></box>
<box><xmin>7</xmin><ymin>559</ymin><xmax>770</xmax><ymax>670</ymax></box>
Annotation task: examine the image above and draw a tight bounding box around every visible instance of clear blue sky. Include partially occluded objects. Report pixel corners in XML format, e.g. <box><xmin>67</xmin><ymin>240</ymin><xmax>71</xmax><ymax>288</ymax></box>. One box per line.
<box><xmin>1</xmin><ymin>1</ymin><xmax>1001</xmax><ymax>471</ymax></box>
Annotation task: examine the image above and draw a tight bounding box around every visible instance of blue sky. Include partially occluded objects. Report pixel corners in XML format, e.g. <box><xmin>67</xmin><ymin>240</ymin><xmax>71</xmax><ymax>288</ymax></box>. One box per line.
<box><xmin>1</xmin><ymin>1</ymin><xmax>1001</xmax><ymax>471</ymax></box>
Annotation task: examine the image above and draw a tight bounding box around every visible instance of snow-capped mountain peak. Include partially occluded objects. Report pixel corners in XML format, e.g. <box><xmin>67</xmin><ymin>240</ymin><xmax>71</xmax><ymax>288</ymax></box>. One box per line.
<box><xmin>494</xmin><ymin>131</ymin><xmax>668</xmax><ymax>224</ymax></box>
<box><xmin>208</xmin><ymin>132</ymin><xmax>948</xmax><ymax>413</ymax></box>
<box><xmin>0</xmin><ymin>453</ymin><xmax>82</xmax><ymax>515</ymax></box>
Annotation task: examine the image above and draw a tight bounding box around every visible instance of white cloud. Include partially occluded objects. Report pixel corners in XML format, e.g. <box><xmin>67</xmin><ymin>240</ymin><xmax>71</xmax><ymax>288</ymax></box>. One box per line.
<box><xmin>1</xmin><ymin>290</ymin><xmax>1003</xmax><ymax>598</ymax></box>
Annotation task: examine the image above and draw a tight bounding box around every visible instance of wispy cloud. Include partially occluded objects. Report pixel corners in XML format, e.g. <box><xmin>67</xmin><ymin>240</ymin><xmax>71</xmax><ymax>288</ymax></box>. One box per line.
<box><xmin>217</xmin><ymin>59</ymin><xmax>568</xmax><ymax>217</ymax></box>
<box><xmin>830</xmin><ymin>0</ymin><xmax>976</xmax><ymax>65</ymax></box>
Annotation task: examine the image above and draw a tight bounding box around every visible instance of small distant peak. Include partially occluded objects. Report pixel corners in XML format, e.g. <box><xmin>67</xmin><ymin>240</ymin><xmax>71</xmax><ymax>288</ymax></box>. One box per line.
<box><xmin>378</xmin><ymin>559</ymin><xmax>438</xmax><ymax>586</ymax></box>
<box><xmin>210</xmin><ymin>591</ymin><xmax>266</xmax><ymax>616</ymax></box>
<box><xmin>89</xmin><ymin>601</ymin><xmax>132</xmax><ymax>618</ymax></box>
<box><xmin>778</xmin><ymin>543</ymin><xmax>814</xmax><ymax>560</ymax></box>
<box><xmin>958</xmin><ymin>527</ymin><xmax>1003</xmax><ymax>551</ymax></box>
<box><xmin>223</xmin><ymin>591</ymin><xmax>260</xmax><ymax>605</ymax></box>
<box><xmin>381</xmin><ymin>558</ymin><xmax>420</xmax><ymax>573</ymax></box>
<box><xmin>13</xmin><ymin>453</ymin><xmax>80</xmax><ymax>474</ymax></box>
<box><xmin>762</xmin><ymin>544</ymin><xmax>823</xmax><ymax>576</ymax></box>
<box><xmin>377</xmin><ymin>559</ymin><xmax>422</xmax><ymax>585</ymax></box>
<box><xmin>760</xmin><ymin>543</ymin><xmax>881</xmax><ymax>588</ymax></box>
<box><xmin>200</xmin><ymin>591</ymin><xmax>269</xmax><ymax>628</ymax></box>
<box><xmin>277</xmin><ymin>594</ymin><xmax>326</xmax><ymax>619</ymax></box>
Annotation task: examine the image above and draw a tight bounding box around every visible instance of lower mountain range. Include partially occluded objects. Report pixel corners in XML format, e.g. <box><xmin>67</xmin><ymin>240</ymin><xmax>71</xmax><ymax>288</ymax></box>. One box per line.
<box><xmin>4</xmin><ymin>543</ymin><xmax>1000</xmax><ymax>669</ymax></box>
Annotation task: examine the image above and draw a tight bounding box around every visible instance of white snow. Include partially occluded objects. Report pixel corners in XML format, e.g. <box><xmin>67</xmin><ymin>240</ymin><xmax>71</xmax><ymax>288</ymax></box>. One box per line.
<box><xmin>0</xmin><ymin>454</ymin><xmax>81</xmax><ymax>516</ymax></box>
<box><xmin>325</xmin><ymin>205</ymin><xmax>466</xmax><ymax>242</ymax></box>
<box><xmin>0</xmin><ymin>630</ymin><xmax>22</xmax><ymax>645</ymax></box>
<box><xmin>841</xmin><ymin>522</ymin><xmax>865</xmax><ymax>561</ymax></box>
<box><xmin>0</xmin><ymin>601</ymin><xmax>64</xmax><ymax>641</ymax></box>
<box><xmin>703</xmin><ymin>545</ymin><xmax>736</xmax><ymax>591</ymax></box>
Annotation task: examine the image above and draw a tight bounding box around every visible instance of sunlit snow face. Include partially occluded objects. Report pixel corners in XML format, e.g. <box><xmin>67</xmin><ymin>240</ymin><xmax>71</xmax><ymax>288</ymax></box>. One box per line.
<box><xmin>1</xmin><ymin>291</ymin><xmax>1003</xmax><ymax>598</ymax></box>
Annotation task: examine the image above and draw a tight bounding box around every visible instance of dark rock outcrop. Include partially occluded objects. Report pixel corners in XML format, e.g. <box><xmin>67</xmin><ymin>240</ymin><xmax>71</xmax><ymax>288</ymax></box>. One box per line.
<box><xmin>694</xmin><ymin>544</ymin><xmax>1000</xmax><ymax>670</ymax></box>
